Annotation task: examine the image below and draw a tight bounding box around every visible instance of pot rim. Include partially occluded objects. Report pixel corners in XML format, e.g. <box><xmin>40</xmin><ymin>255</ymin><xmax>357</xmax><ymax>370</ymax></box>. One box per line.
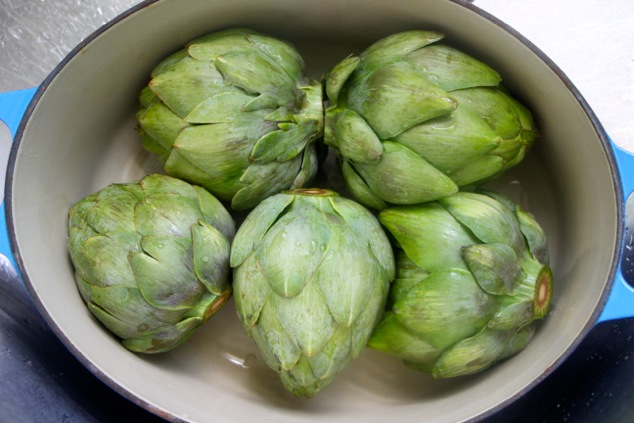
<box><xmin>4</xmin><ymin>0</ymin><xmax>622</xmax><ymax>421</ymax></box>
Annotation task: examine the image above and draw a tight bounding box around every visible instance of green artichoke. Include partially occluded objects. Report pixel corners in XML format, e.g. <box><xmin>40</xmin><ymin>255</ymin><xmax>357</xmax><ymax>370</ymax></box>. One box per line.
<box><xmin>230</xmin><ymin>188</ymin><xmax>395</xmax><ymax>397</ymax></box>
<box><xmin>136</xmin><ymin>28</ymin><xmax>324</xmax><ymax>210</ymax></box>
<box><xmin>67</xmin><ymin>174</ymin><xmax>235</xmax><ymax>353</ymax></box>
<box><xmin>324</xmin><ymin>30</ymin><xmax>539</xmax><ymax>210</ymax></box>
<box><xmin>368</xmin><ymin>191</ymin><xmax>552</xmax><ymax>378</ymax></box>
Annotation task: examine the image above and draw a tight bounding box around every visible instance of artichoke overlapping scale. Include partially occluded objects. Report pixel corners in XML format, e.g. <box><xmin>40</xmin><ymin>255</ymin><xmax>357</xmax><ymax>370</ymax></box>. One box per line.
<box><xmin>230</xmin><ymin>189</ymin><xmax>395</xmax><ymax>397</ymax></box>
<box><xmin>368</xmin><ymin>191</ymin><xmax>553</xmax><ymax>378</ymax></box>
<box><xmin>324</xmin><ymin>30</ymin><xmax>539</xmax><ymax>210</ymax></box>
<box><xmin>67</xmin><ymin>174</ymin><xmax>235</xmax><ymax>353</ymax></box>
<box><xmin>136</xmin><ymin>28</ymin><xmax>324</xmax><ymax>210</ymax></box>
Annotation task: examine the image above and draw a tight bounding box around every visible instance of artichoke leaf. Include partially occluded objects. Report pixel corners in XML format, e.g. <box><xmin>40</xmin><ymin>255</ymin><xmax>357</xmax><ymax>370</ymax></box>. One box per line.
<box><xmin>187</xmin><ymin>29</ymin><xmax>257</xmax><ymax>60</ymax></box>
<box><xmin>393</xmin><ymin>268</ymin><xmax>499</xmax><ymax>350</ymax></box>
<box><xmin>394</xmin><ymin>250</ymin><xmax>429</xmax><ymax>283</ymax></box>
<box><xmin>81</xmin><ymin>234</ymin><xmax>140</xmax><ymax>288</ymax></box>
<box><xmin>328</xmin><ymin>195</ymin><xmax>395</xmax><ymax>280</ymax></box>
<box><xmin>379</xmin><ymin>203</ymin><xmax>477</xmax><ymax>272</ymax></box>
<box><xmin>232</xmin><ymin>154</ymin><xmax>303</xmax><ymax>210</ymax></box>
<box><xmin>135</xmin><ymin>194</ymin><xmax>205</xmax><ymax>237</ymax></box>
<box><xmin>250</xmin><ymin>300</ymin><xmax>303</xmax><ymax>372</ymax></box>
<box><xmin>282</xmin><ymin>355</ymin><xmax>331</xmax><ymax>399</ymax></box>
<box><xmin>463</xmin><ymin>242</ymin><xmax>524</xmax><ymax>295</ymax></box>
<box><xmin>68</xmin><ymin>194</ymin><xmax>98</xmax><ymax>230</ymax></box>
<box><xmin>150</xmin><ymin>49</ymin><xmax>190</xmax><ymax>78</ymax></box>
<box><xmin>392</xmin><ymin>106</ymin><xmax>500</xmax><ymax>174</ymax></box>
<box><xmin>165</xmin><ymin>123</ymin><xmax>255</xmax><ymax>199</ymax></box>
<box><xmin>368</xmin><ymin>311</ymin><xmax>441</xmax><ymax>364</ymax></box>
<box><xmin>138</xmin><ymin>85</ymin><xmax>157</xmax><ymax>107</ymax></box>
<box><xmin>214</xmin><ymin>50</ymin><xmax>296</xmax><ymax>108</ymax></box>
<box><xmin>129</xmin><ymin>235</ymin><xmax>204</xmax><ymax>310</ymax></box>
<box><xmin>140</xmin><ymin>173</ymin><xmax>201</xmax><ymax>199</ymax></box>
<box><xmin>310</xmin><ymin>219</ymin><xmax>380</xmax><ymax>327</ymax></box>
<box><xmin>254</xmin><ymin>207</ymin><xmax>330</xmax><ymax>298</ymax></box>
<box><xmin>487</xmin><ymin>299</ymin><xmax>535</xmax><ymax>330</ymax></box>
<box><xmin>184</xmin><ymin>91</ymin><xmax>254</xmax><ymax>123</ymax></box>
<box><xmin>405</xmin><ymin>44</ymin><xmax>501</xmax><ymax>91</ymax></box>
<box><xmin>229</xmin><ymin>193</ymin><xmax>294</xmax><ymax>267</ymax></box>
<box><xmin>341</xmin><ymin>161</ymin><xmax>387</xmax><ymax>211</ymax></box>
<box><xmin>268</xmin><ymin>280</ymin><xmax>338</xmax><ymax>358</ymax></box>
<box><xmin>349</xmin><ymin>62</ymin><xmax>457</xmax><ymax>139</ymax></box>
<box><xmin>359</xmin><ymin>30</ymin><xmax>445</xmax><ymax>70</ymax></box>
<box><xmin>165</xmin><ymin>148</ymin><xmax>241</xmax><ymax>202</ymax></box>
<box><xmin>246</xmin><ymin>33</ymin><xmax>305</xmax><ymax>82</ymax></box>
<box><xmin>193</xmin><ymin>185</ymin><xmax>236</xmax><ymax>242</ymax></box>
<box><xmin>74</xmin><ymin>274</ymin><xmax>93</xmax><ymax>304</ymax></box>
<box><xmin>232</xmin><ymin>255</ymin><xmax>271</xmax><ymax>330</ymax></box>
<box><xmin>88</xmin><ymin>285</ymin><xmax>184</xmax><ymax>339</ymax></box>
<box><xmin>332</xmin><ymin>108</ymin><xmax>383</xmax><ymax>164</ymax></box>
<box><xmin>325</xmin><ymin>55</ymin><xmax>360</xmax><ymax>103</ymax></box>
<box><xmin>432</xmin><ymin>327</ymin><xmax>513</xmax><ymax>378</ymax></box>
<box><xmin>451</xmin><ymin>88</ymin><xmax>522</xmax><ymax>141</ymax></box>
<box><xmin>86</xmin><ymin>191</ymin><xmax>139</xmax><ymax>235</ymax></box>
<box><xmin>249</xmin><ymin>120</ymin><xmax>317</xmax><ymax>162</ymax></box>
<box><xmin>307</xmin><ymin>325</ymin><xmax>352</xmax><ymax>380</ymax></box>
<box><xmin>121</xmin><ymin>315</ymin><xmax>204</xmax><ymax>354</ymax></box>
<box><xmin>499</xmin><ymin>324</ymin><xmax>536</xmax><ymax>360</ymax></box>
<box><xmin>136</xmin><ymin>100</ymin><xmax>189</xmax><ymax>152</ymax></box>
<box><xmin>192</xmin><ymin>220</ymin><xmax>231</xmax><ymax>294</ymax></box>
<box><xmin>516</xmin><ymin>208</ymin><xmax>550</xmax><ymax>264</ymax></box>
<box><xmin>149</xmin><ymin>56</ymin><xmax>226</xmax><ymax>118</ymax></box>
<box><xmin>138</xmin><ymin>129</ymin><xmax>170</xmax><ymax>165</ymax></box>
<box><xmin>446</xmin><ymin>154</ymin><xmax>505</xmax><ymax>187</ymax></box>
<box><xmin>354</xmin><ymin>141</ymin><xmax>458</xmax><ymax>205</ymax></box>
<box><xmin>350</xmin><ymin>274</ymin><xmax>390</xmax><ymax>355</ymax></box>
<box><xmin>441</xmin><ymin>192</ymin><xmax>525</xmax><ymax>253</ymax></box>
<box><xmin>290</xmin><ymin>144</ymin><xmax>319</xmax><ymax>189</ymax></box>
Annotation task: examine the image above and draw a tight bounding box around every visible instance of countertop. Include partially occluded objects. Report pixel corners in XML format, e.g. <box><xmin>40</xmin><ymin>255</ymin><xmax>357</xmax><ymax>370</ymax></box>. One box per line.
<box><xmin>1</xmin><ymin>0</ymin><xmax>634</xmax><ymax>422</ymax></box>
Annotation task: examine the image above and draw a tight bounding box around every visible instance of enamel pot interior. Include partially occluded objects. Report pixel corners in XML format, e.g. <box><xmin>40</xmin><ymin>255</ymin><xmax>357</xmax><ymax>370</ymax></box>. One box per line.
<box><xmin>7</xmin><ymin>0</ymin><xmax>619</xmax><ymax>421</ymax></box>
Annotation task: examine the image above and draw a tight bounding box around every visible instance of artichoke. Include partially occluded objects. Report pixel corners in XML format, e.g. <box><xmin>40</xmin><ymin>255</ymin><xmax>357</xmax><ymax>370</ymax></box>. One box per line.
<box><xmin>368</xmin><ymin>191</ymin><xmax>553</xmax><ymax>378</ymax></box>
<box><xmin>67</xmin><ymin>174</ymin><xmax>235</xmax><ymax>353</ymax></box>
<box><xmin>136</xmin><ymin>28</ymin><xmax>324</xmax><ymax>210</ymax></box>
<box><xmin>230</xmin><ymin>188</ymin><xmax>395</xmax><ymax>397</ymax></box>
<box><xmin>324</xmin><ymin>30</ymin><xmax>539</xmax><ymax>210</ymax></box>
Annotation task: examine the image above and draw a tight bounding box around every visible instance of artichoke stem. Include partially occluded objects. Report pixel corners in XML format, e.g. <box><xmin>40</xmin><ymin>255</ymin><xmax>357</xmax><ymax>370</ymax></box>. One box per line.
<box><xmin>204</xmin><ymin>289</ymin><xmax>232</xmax><ymax>320</ymax></box>
<box><xmin>286</xmin><ymin>188</ymin><xmax>337</xmax><ymax>197</ymax></box>
<box><xmin>533</xmin><ymin>266</ymin><xmax>553</xmax><ymax>319</ymax></box>
<box><xmin>514</xmin><ymin>254</ymin><xmax>553</xmax><ymax>320</ymax></box>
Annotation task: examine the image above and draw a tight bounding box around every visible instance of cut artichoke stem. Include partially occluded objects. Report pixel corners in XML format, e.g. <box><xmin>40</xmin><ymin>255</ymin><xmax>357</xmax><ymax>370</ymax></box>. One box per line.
<box><xmin>512</xmin><ymin>253</ymin><xmax>553</xmax><ymax>319</ymax></box>
<box><xmin>533</xmin><ymin>265</ymin><xmax>554</xmax><ymax>319</ymax></box>
<box><xmin>286</xmin><ymin>187</ymin><xmax>337</xmax><ymax>197</ymax></box>
<box><xmin>203</xmin><ymin>289</ymin><xmax>232</xmax><ymax>320</ymax></box>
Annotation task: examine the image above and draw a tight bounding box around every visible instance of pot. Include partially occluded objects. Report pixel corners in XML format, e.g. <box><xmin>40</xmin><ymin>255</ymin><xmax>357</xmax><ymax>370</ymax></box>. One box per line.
<box><xmin>1</xmin><ymin>0</ymin><xmax>633</xmax><ymax>421</ymax></box>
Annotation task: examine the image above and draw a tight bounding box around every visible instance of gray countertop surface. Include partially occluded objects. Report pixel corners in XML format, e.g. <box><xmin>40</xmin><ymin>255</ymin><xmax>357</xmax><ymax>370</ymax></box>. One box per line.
<box><xmin>1</xmin><ymin>1</ymin><xmax>634</xmax><ymax>422</ymax></box>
